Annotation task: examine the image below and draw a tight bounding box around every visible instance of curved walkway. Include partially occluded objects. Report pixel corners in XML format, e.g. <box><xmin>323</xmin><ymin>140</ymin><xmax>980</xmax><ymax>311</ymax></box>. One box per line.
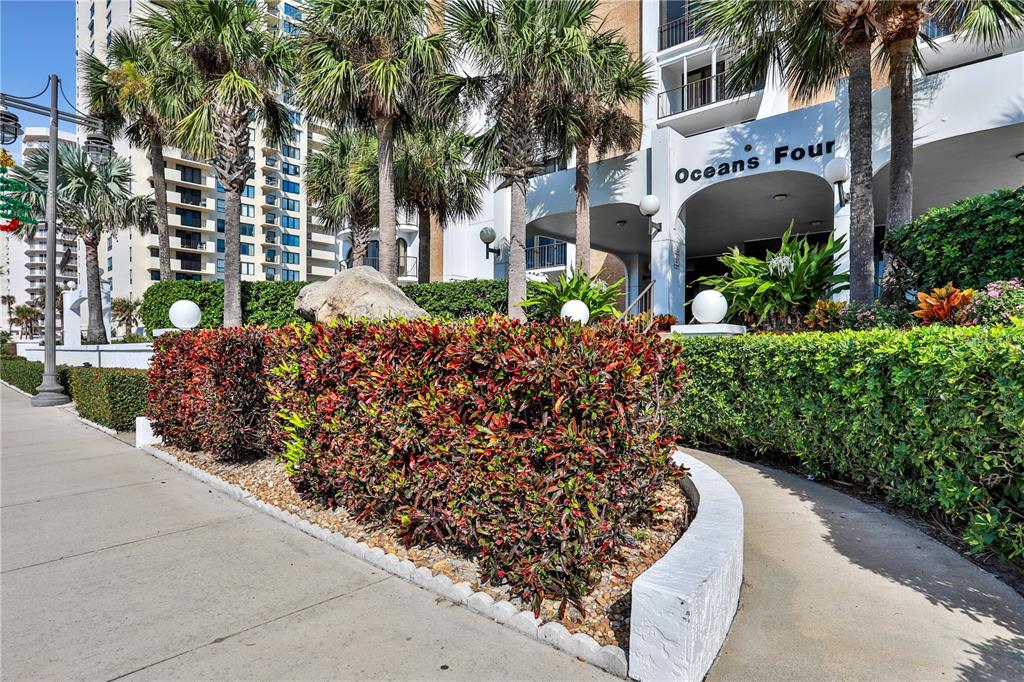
<box><xmin>689</xmin><ymin>449</ymin><xmax>1024</xmax><ymax>682</ymax></box>
<box><xmin>0</xmin><ymin>387</ymin><xmax>609</xmax><ymax>681</ymax></box>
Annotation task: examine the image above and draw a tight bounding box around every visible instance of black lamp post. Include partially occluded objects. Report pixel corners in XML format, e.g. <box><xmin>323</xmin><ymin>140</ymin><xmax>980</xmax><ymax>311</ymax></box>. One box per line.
<box><xmin>479</xmin><ymin>226</ymin><xmax>501</xmax><ymax>260</ymax></box>
<box><xmin>1</xmin><ymin>74</ymin><xmax>111</xmax><ymax>407</ymax></box>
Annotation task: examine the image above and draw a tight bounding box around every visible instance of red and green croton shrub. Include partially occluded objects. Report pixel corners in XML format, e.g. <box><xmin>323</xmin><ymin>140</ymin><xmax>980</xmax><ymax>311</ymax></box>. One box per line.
<box><xmin>148</xmin><ymin>327</ymin><xmax>277</xmax><ymax>459</ymax></box>
<box><xmin>268</xmin><ymin>317</ymin><xmax>686</xmax><ymax>610</ymax></box>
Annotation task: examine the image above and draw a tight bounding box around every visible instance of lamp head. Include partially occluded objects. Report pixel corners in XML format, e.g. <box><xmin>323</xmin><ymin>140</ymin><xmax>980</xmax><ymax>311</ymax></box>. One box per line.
<box><xmin>479</xmin><ymin>226</ymin><xmax>496</xmax><ymax>245</ymax></box>
<box><xmin>638</xmin><ymin>194</ymin><xmax>660</xmax><ymax>217</ymax></box>
<box><xmin>0</xmin><ymin>107</ymin><xmax>22</xmax><ymax>145</ymax></box>
<box><xmin>168</xmin><ymin>299</ymin><xmax>202</xmax><ymax>330</ymax></box>
<box><xmin>84</xmin><ymin>133</ymin><xmax>113</xmax><ymax>164</ymax></box>
<box><xmin>824</xmin><ymin>156</ymin><xmax>851</xmax><ymax>185</ymax></box>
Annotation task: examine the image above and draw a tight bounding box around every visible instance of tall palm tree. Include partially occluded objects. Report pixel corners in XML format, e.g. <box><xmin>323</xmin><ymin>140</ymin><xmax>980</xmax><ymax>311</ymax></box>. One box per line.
<box><xmin>306</xmin><ymin>128</ymin><xmax>379</xmax><ymax>268</ymax></box>
<box><xmin>876</xmin><ymin>0</ymin><xmax>1024</xmax><ymax>295</ymax></box>
<box><xmin>444</xmin><ymin>0</ymin><xmax>598</xmax><ymax>319</ymax></box>
<box><xmin>111</xmin><ymin>297</ymin><xmax>142</xmax><ymax>337</ymax></box>
<box><xmin>11</xmin><ymin>147</ymin><xmax>155</xmax><ymax>343</ymax></box>
<box><xmin>80</xmin><ymin>28</ymin><xmax>197</xmax><ymax>282</ymax></box>
<box><xmin>396</xmin><ymin>121</ymin><xmax>486</xmax><ymax>283</ymax></box>
<box><xmin>1</xmin><ymin>294</ymin><xmax>15</xmax><ymax>332</ymax></box>
<box><xmin>141</xmin><ymin>0</ymin><xmax>294</xmax><ymax>328</ymax></box>
<box><xmin>695</xmin><ymin>1</ymin><xmax>879</xmax><ymax>303</ymax></box>
<box><xmin>297</xmin><ymin>0</ymin><xmax>449</xmax><ymax>286</ymax></box>
<box><xmin>13</xmin><ymin>305</ymin><xmax>41</xmax><ymax>340</ymax></box>
<box><xmin>543</xmin><ymin>26</ymin><xmax>654</xmax><ymax>275</ymax></box>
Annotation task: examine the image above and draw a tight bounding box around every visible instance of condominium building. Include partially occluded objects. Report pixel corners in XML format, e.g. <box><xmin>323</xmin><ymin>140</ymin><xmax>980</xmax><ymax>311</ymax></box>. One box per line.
<box><xmin>0</xmin><ymin>128</ymin><xmax>80</xmax><ymax>336</ymax></box>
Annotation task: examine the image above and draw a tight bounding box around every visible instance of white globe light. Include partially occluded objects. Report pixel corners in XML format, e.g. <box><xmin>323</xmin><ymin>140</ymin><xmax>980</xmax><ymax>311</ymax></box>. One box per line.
<box><xmin>691</xmin><ymin>290</ymin><xmax>728</xmax><ymax>324</ymax></box>
<box><xmin>638</xmin><ymin>194</ymin><xmax>661</xmax><ymax>217</ymax></box>
<box><xmin>168</xmin><ymin>299</ymin><xmax>202</xmax><ymax>330</ymax></box>
<box><xmin>824</xmin><ymin>156</ymin><xmax>851</xmax><ymax>184</ymax></box>
<box><xmin>560</xmin><ymin>299</ymin><xmax>590</xmax><ymax>324</ymax></box>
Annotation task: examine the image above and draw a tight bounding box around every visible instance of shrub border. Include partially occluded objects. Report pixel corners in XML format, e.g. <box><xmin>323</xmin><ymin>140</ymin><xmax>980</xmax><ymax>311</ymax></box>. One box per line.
<box><xmin>134</xmin><ymin>428</ymin><xmax>630</xmax><ymax>677</ymax></box>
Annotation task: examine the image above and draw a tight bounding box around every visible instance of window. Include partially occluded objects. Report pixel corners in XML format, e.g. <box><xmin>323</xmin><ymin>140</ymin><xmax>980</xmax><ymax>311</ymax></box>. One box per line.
<box><xmin>285</xmin><ymin>109</ymin><xmax>301</xmax><ymax>125</ymax></box>
<box><xmin>282</xmin><ymin>251</ymin><xmax>300</xmax><ymax>264</ymax></box>
<box><xmin>281</xmin><ymin>198</ymin><xmax>300</xmax><ymax>212</ymax></box>
<box><xmin>241</xmin><ymin>262</ymin><xmax>255</xmax><ymax>275</ymax></box>
<box><xmin>178</xmin><ymin>186</ymin><xmax>203</xmax><ymax>206</ymax></box>
<box><xmin>107</xmin><ymin>257</ymin><xmax>113</xmax><ymax>270</ymax></box>
<box><xmin>397</xmin><ymin>238</ymin><xmax>409</xmax><ymax>276</ymax></box>
<box><xmin>149</xmin><ymin>247</ymin><xmax>159</xmax><ymax>258</ymax></box>
<box><xmin>216</xmin><ymin>180</ymin><xmax>224</xmax><ymax>193</ymax></box>
<box><xmin>282</xmin><ymin>268</ymin><xmax>299</xmax><ymax>281</ymax></box>
<box><xmin>266</xmin><ymin>194</ymin><xmax>277</xmax><ymax>205</ymax></box>
<box><xmin>107</xmin><ymin>235</ymin><xmax>113</xmax><ymax>249</ymax></box>
<box><xmin>243</xmin><ymin>185</ymin><xmax>255</xmax><ymax>198</ymax></box>
<box><xmin>282</xmin><ymin>233</ymin><xmax>300</xmax><ymax>247</ymax></box>
<box><xmin>176</xmin><ymin>273</ymin><xmax>200</xmax><ymax>281</ymax></box>
<box><xmin>282</xmin><ymin>20</ymin><xmax>300</xmax><ymax>35</ymax></box>
<box><xmin>281</xmin><ymin>162</ymin><xmax>300</xmax><ymax>176</ymax></box>
<box><xmin>266</xmin><ymin>230</ymin><xmax>277</xmax><ymax>243</ymax></box>
<box><xmin>216</xmin><ymin>258</ymin><xmax>224</xmax><ymax>273</ymax></box>
<box><xmin>216</xmin><ymin>198</ymin><xmax>226</xmax><ymax>212</ymax></box>
<box><xmin>241</xmin><ymin>223</ymin><xmax>255</xmax><ymax>237</ymax></box>
<box><xmin>281</xmin><ymin>216</ymin><xmax>300</xmax><ymax>229</ymax></box>
<box><xmin>266</xmin><ymin>267</ymin><xmax>277</xmax><ymax>280</ymax></box>
<box><xmin>217</xmin><ymin>239</ymin><xmax>225</xmax><ymax>253</ymax></box>
<box><xmin>217</xmin><ymin>219</ymin><xmax>225</xmax><ymax>233</ymax></box>
<box><xmin>150</xmin><ymin>271</ymin><xmax>161</xmax><ymax>281</ymax></box>
<box><xmin>267</xmin><ymin>249</ymin><xmax>277</xmax><ymax>261</ymax></box>
<box><xmin>247</xmin><ymin>146</ymin><xmax>255</xmax><ymax>159</ymax></box>
<box><xmin>176</xmin><ymin>208</ymin><xmax>201</xmax><ymax>227</ymax></box>
<box><xmin>284</xmin><ymin>3</ymin><xmax>302</xmax><ymax>19</ymax></box>
<box><xmin>240</xmin><ymin>243</ymin><xmax>254</xmax><ymax>256</ymax></box>
<box><xmin>177</xmin><ymin>164</ymin><xmax>202</xmax><ymax>184</ymax></box>
<box><xmin>241</xmin><ymin>204</ymin><xmax>254</xmax><ymax>218</ymax></box>
<box><xmin>282</xmin><ymin>144</ymin><xmax>300</xmax><ymax>159</ymax></box>
<box><xmin>282</xmin><ymin>180</ymin><xmax>300</xmax><ymax>194</ymax></box>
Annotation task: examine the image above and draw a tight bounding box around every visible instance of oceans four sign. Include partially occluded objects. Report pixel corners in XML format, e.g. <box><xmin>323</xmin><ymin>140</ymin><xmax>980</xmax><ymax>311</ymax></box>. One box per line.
<box><xmin>675</xmin><ymin>140</ymin><xmax>837</xmax><ymax>183</ymax></box>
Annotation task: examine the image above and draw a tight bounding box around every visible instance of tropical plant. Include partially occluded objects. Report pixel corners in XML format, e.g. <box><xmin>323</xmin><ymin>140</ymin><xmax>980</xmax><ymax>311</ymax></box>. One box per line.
<box><xmin>306</xmin><ymin>128</ymin><xmax>379</xmax><ymax>268</ymax></box>
<box><xmin>80</xmin><ymin>28</ymin><xmax>197</xmax><ymax>282</ymax></box>
<box><xmin>542</xmin><ymin>18</ymin><xmax>653</xmax><ymax>275</ymax></box>
<box><xmin>695</xmin><ymin>1</ymin><xmax>878</xmax><ymax>304</ymax></box>
<box><xmin>520</xmin><ymin>269</ymin><xmax>623</xmax><ymax>322</ymax></box>
<box><xmin>396</xmin><ymin>121</ymin><xmax>486</xmax><ymax>283</ymax></box>
<box><xmin>296</xmin><ymin>0</ymin><xmax>448</xmax><ymax>286</ymax></box>
<box><xmin>965</xmin><ymin>279</ymin><xmax>1024</xmax><ymax>326</ymax></box>
<box><xmin>141</xmin><ymin>0</ymin><xmax>294</xmax><ymax>328</ymax></box>
<box><xmin>443</xmin><ymin>0</ymin><xmax>599</xmax><ymax>319</ymax></box>
<box><xmin>803</xmin><ymin>299</ymin><xmax>849</xmax><ymax>331</ymax></box>
<box><xmin>13</xmin><ymin>304</ymin><xmax>42</xmax><ymax>339</ymax></box>
<box><xmin>1</xmin><ymin>294</ymin><xmax>15</xmax><ymax>332</ymax></box>
<box><xmin>696</xmin><ymin>225</ymin><xmax>849</xmax><ymax>328</ymax></box>
<box><xmin>912</xmin><ymin>282</ymin><xmax>974</xmax><ymax>324</ymax></box>
<box><xmin>111</xmin><ymin>297</ymin><xmax>142</xmax><ymax>337</ymax></box>
<box><xmin>11</xmin><ymin>147</ymin><xmax>154</xmax><ymax>343</ymax></box>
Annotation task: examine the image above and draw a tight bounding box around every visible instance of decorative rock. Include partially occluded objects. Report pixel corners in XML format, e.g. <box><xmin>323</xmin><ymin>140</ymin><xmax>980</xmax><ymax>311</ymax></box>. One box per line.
<box><xmin>365</xmin><ymin>546</ymin><xmax>387</xmax><ymax>567</ymax></box>
<box><xmin>597</xmin><ymin>645</ymin><xmax>628</xmax><ymax>678</ymax></box>
<box><xmin>428</xmin><ymin>573</ymin><xmax>453</xmax><ymax>593</ymax></box>
<box><xmin>411</xmin><ymin>566</ymin><xmax>434</xmax><ymax>589</ymax></box>
<box><xmin>538</xmin><ymin>622</ymin><xmax>571</xmax><ymax>649</ymax></box>
<box><xmin>353</xmin><ymin>542</ymin><xmax>371</xmax><ymax>560</ymax></box>
<box><xmin>294</xmin><ymin>266</ymin><xmax>427</xmax><ymax>323</ymax></box>
<box><xmin>381</xmin><ymin>553</ymin><xmax>402</xmax><ymax>574</ymax></box>
<box><xmin>396</xmin><ymin>559</ymin><xmax>417</xmax><ymax>580</ymax></box>
<box><xmin>507</xmin><ymin>610</ymin><xmax>542</xmax><ymax>639</ymax></box>
<box><xmin>567</xmin><ymin>632</ymin><xmax>602</xmax><ymax>660</ymax></box>
<box><xmin>442</xmin><ymin>582</ymin><xmax>475</xmax><ymax>605</ymax></box>
<box><xmin>466</xmin><ymin>591</ymin><xmax>495</xmax><ymax>615</ymax></box>
<box><xmin>489</xmin><ymin>600</ymin><xmax>519</xmax><ymax>625</ymax></box>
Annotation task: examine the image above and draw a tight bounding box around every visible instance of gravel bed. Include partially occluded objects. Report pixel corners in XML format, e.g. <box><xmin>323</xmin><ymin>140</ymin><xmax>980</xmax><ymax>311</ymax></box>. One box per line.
<box><xmin>162</xmin><ymin>446</ymin><xmax>690</xmax><ymax>649</ymax></box>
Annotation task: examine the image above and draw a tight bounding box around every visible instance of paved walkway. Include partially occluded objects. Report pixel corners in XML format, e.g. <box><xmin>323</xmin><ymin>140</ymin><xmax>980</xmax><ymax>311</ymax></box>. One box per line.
<box><xmin>0</xmin><ymin>387</ymin><xmax>609</xmax><ymax>681</ymax></box>
<box><xmin>691</xmin><ymin>449</ymin><xmax>1024</xmax><ymax>682</ymax></box>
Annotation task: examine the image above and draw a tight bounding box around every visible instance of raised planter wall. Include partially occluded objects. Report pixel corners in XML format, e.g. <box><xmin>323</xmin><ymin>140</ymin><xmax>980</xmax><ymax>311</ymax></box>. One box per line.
<box><xmin>17</xmin><ymin>342</ymin><xmax>154</xmax><ymax>369</ymax></box>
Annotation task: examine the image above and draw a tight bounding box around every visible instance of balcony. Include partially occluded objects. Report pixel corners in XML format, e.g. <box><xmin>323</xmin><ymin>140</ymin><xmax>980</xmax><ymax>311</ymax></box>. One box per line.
<box><xmin>167</xmin><ymin>190</ymin><xmax>215</xmax><ymax>212</ymax></box>
<box><xmin>526</xmin><ymin>242</ymin><xmax>567</xmax><ymax>271</ymax></box>
<box><xmin>659</xmin><ymin>16</ymin><xmax>704</xmax><ymax>52</ymax></box>
<box><xmin>161</xmin><ymin>167</ymin><xmax>215</xmax><ymax>189</ymax></box>
<box><xmin>346</xmin><ymin>255</ymin><xmax>418</xmax><ymax>280</ymax></box>
<box><xmin>172</xmin><ymin>258</ymin><xmax>215</xmax><ymax>275</ymax></box>
<box><xmin>307</xmin><ymin>247</ymin><xmax>336</xmax><ymax>261</ymax></box>
<box><xmin>262</xmin><ymin>174</ymin><xmax>279</xmax><ymax>191</ymax></box>
<box><xmin>168</xmin><ymin>213</ymin><xmax>217</xmax><ymax>231</ymax></box>
<box><xmin>309</xmin><ymin>264</ymin><xmax>335</xmax><ymax>279</ymax></box>
<box><xmin>657</xmin><ymin>72</ymin><xmax>764</xmax><ymax>136</ymax></box>
<box><xmin>263</xmin><ymin>156</ymin><xmax>278</xmax><ymax>169</ymax></box>
<box><xmin>170</xmin><ymin>236</ymin><xmax>213</xmax><ymax>253</ymax></box>
<box><xmin>309</xmin><ymin>231</ymin><xmax>335</xmax><ymax>244</ymax></box>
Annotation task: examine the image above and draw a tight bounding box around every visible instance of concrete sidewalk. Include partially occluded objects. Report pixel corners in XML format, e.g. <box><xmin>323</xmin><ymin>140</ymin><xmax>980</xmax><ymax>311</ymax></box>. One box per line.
<box><xmin>0</xmin><ymin>387</ymin><xmax>608</xmax><ymax>681</ymax></box>
<box><xmin>692</xmin><ymin>449</ymin><xmax>1024</xmax><ymax>682</ymax></box>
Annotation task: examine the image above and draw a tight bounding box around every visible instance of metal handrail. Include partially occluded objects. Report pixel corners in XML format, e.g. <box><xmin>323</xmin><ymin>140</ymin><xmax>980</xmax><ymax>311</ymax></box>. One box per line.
<box><xmin>658</xmin><ymin>16</ymin><xmax>704</xmax><ymax>51</ymax></box>
<box><xmin>619</xmin><ymin>280</ymin><xmax>656</xmax><ymax>333</ymax></box>
<box><xmin>658</xmin><ymin>72</ymin><xmax>756</xmax><ymax>118</ymax></box>
<box><xmin>526</xmin><ymin>242</ymin><xmax>567</xmax><ymax>270</ymax></box>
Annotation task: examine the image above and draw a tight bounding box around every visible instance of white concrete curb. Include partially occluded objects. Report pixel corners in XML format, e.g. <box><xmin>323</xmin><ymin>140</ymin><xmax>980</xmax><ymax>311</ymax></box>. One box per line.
<box><xmin>0</xmin><ymin>379</ymin><xmax>33</xmax><ymax>398</ymax></box>
<box><xmin>628</xmin><ymin>451</ymin><xmax>744</xmax><ymax>682</ymax></box>
<box><xmin>135</xmin><ymin>436</ymin><xmax>628</xmax><ymax>678</ymax></box>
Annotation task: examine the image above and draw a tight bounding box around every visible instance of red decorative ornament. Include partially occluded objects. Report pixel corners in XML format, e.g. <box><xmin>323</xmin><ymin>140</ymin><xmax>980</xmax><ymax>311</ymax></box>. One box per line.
<box><xmin>0</xmin><ymin>217</ymin><xmax>19</xmax><ymax>232</ymax></box>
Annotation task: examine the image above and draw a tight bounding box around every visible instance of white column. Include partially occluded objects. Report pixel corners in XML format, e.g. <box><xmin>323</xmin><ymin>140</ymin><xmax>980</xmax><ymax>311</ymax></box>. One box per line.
<box><xmin>623</xmin><ymin>252</ymin><xmax>642</xmax><ymax>307</ymax></box>
<box><xmin>832</xmin><ymin>199</ymin><xmax>851</xmax><ymax>302</ymax></box>
<box><xmin>651</xmin><ymin>217</ymin><xmax>686</xmax><ymax>318</ymax></box>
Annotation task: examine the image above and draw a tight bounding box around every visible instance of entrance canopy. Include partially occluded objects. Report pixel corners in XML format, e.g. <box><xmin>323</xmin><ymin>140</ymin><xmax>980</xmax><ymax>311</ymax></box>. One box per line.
<box><xmin>526</xmin><ymin>202</ymin><xmax>653</xmax><ymax>256</ymax></box>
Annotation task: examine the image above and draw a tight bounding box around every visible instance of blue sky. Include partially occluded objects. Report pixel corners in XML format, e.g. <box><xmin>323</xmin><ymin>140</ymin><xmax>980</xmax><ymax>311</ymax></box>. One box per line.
<box><xmin>1</xmin><ymin>0</ymin><xmax>77</xmax><ymax>157</ymax></box>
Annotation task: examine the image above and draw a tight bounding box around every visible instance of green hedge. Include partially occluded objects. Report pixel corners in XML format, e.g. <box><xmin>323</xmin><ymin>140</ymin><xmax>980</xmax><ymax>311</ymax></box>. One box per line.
<box><xmin>669</xmin><ymin>326</ymin><xmax>1024</xmax><ymax>561</ymax></box>
<box><xmin>402</xmin><ymin>279</ymin><xmax>510</xmax><ymax>317</ymax></box>
<box><xmin>0</xmin><ymin>355</ymin><xmax>73</xmax><ymax>397</ymax></box>
<box><xmin>140</xmin><ymin>280</ymin><xmax>306</xmax><ymax>331</ymax></box>
<box><xmin>886</xmin><ymin>186</ymin><xmax>1024</xmax><ymax>289</ymax></box>
<box><xmin>69</xmin><ymin>367</ymin><xmax>148</xmax><ymax>432</ymax></box>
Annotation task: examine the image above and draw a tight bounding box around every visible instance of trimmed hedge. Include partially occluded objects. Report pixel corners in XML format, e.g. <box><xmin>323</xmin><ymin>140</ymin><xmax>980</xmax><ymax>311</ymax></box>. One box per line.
<box><xmin>148</xmin><ymin>319</ymin><xmax>685</xmax><ymax>607</ymax></box>
<box><xmin>0</xmin><ymin>355</ymin><xmax>73</xmax><ymax>397</ymax></box>
<box><xmin>886</xmin><ymin>186</ymin><xmax>1024</xmax><ymax>289</ymax></box>
<box><xmin>148</xmin><ymin>328</ymin><xmax>276</xmax><ymax>459</ymax></box>
<box><xmin>669</xmin><ymin>326</ymin><xmax>1024</xmax><ymax>561</ymax></box>
<box><xmin>403</xmin><ymin>279</ymin><xmax>510</xmax><ymax>317</ymax></box>
<box><xmin>70</xmin><ymin>367</ymin><xmax>148</xmax><ymax>432</ymax></box>
<box><xmin>140</xmin><ymin>280</ymin><xmax>305</xmax><ymax>331</ymax></box>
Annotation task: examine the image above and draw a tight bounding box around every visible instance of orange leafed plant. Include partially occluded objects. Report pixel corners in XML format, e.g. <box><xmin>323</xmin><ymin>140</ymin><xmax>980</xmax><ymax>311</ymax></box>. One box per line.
<box><xmin>912</xmin><ymin>282</ymin><xmax>974</xmax><ymax>325</ymax></box>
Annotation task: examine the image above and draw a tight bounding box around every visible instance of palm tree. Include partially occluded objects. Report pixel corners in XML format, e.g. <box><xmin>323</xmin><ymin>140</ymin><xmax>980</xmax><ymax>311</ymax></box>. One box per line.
<box><xmin>396</xmin><ymin>121</ymin><xmax>486</xmax><ymax>283</ymax></box>
<box><xmin>11</xmin><ymin>147</ymin><xmax>155</xmax><ymax>343</ymax></box>
<box><xmin>80</xmin><ymin>29</ymin><xmax>197</xmax><ymax>282</ymax></box>
<box><xmin>695</xmin><ymin>1</ymin><xmax>879</xmax><ymax>303</ymax></box>
<box><xmin>543</xmin><ymin>26</ymin><xmax>654</xmax><ymax>275</ymax></box>
<box><xmin>297</xmin><ymin>0</ymin><xmax>449</xmax><ymax>286</ymax></box>
<box><xmin>876</xmin><ymin>0</ymin><xmax>1024</xmax><ymax>295</ymax></box>
<box><xmin>111</xmin><ymin>297</ymin><xmax>142</xmax><ymax>337</ymax></box>
<box><xmin>2</xmin><ymin>294</ymin><xmax>15</xmax><ymax>332</ymax></box>
<box><xmin>13</xmin><ymin>304</ymin><xmax>41</xmax><ymax>339</ymax></box>
<box><xmin>444</xmin><ymin>0</ymin><xmax>598</xmax><ymax>319</ymax></box>
<box><xmin>141</xmin><ymin>0</ymin><xmax>294</xmax><ymax>328</ymax></box>
<box><xmin>306</xmin><ymin>128</ymin><xmax>379</xmax><ymax>268</ymax></box>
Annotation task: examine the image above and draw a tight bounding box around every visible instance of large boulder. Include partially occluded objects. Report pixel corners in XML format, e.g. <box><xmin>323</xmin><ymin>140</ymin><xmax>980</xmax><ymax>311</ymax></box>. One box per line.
<box><xmin>294</xmin><ymin>266</ymin><xmax>427</xmax><ymax>323</ymax></box>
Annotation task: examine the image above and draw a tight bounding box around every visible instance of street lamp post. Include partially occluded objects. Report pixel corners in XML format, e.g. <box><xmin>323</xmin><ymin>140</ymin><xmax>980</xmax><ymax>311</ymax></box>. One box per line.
<box><xmin>1</xmin><ymin>74</ymin><xmax>111</xmax><ymax>407</ymax></box>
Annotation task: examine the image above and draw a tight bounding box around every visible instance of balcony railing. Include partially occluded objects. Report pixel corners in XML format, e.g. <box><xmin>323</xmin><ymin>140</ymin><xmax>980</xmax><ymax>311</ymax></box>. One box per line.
<box><xmin>659</xmin><ymin>16</ymin><xmax>704</xmax><ymax>51</ymax></box>
<box><xmin>526</xmin><ymin>242</ymin><xmax>567</xmax><ymax>270</ymax></box>
<box><xmin>658</xmin><ymin>72</ymin><xmax>758</xmax><ymax>118</ymax></box>
<box><xmin>345</xmin><ymin>255</ymin><xmax>418</xmax><ymax>278</ymax></box>
<box><xmin>921</xmin><ymin>19</ymin><xmax>953</xmax><ymax>40</ymax></box>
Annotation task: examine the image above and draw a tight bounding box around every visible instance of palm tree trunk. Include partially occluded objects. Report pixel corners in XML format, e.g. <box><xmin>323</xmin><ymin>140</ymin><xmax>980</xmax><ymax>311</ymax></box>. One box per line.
<box><xmin>883</xmin><ymin>34</ymin><xmax>916</xmax><ymax>298</ymax></box>
<box><xmin>848</xmin><ymin>37</ymin><xmax>876</xmax><ymax>303</ymax></box>
<box><xmin>84</xmin><ymin>239</ymin><xmax>108</xmax><ymax>344</ymax></box>
<box><xmin>417</xmin><ymin>204</ymin><xmax>430</xmax><ymax>284</ymax></box>
<box><xmin>574</xmin><ymin>142</ymin><xmax>592</xmax><ymax>275</ymax></box>
<box><xmin>222</xmin><ymin>186</ymin><xmax>242</xmax><ymax>327</ymax></box>
<box><xmin>507</xmin><ymin>178</ymin><xmax>528</xmax><ymax>321</ymax></box>
<box><xmin>350</xmin><ymin>221</ymin><xmax>370</xmax><ymax>266</ymax></box>
<box><xmin>376</xmin><ymin>117</ymin><xmax>398</xmax><ymax>285</ymax></box>
<box><xmin>149</xmin><ymin>134</ymin><xmax>172</xmax><ymax>282</ymax></box>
